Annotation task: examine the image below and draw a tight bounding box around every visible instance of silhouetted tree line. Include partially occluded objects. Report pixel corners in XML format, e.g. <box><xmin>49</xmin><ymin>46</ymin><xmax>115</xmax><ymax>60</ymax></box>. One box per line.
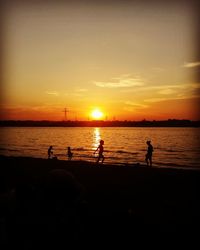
<box><xmin>0</xmin><ymin>119</ymin><xmax>199</xmax><ymax>127</ymax></box>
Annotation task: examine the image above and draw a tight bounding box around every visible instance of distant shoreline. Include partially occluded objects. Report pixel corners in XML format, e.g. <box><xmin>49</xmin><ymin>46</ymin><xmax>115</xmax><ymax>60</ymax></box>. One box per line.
<box><xmin>0</xmin><ymin>119</ymin><xmax>200</xmax><ymax>127</ymax></box>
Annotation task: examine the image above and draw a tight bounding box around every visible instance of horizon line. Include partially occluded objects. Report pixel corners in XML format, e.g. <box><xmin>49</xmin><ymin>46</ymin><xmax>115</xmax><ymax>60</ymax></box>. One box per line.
<box><xmin>0</xmin><ymin>119</ymin><xmax>199</xmax><ymax>122</ymax></box>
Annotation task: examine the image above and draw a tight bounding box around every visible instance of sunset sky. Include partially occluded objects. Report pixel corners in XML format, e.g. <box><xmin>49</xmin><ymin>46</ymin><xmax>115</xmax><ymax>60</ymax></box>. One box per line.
<box><xmin>1</xmin><ymin>0</ymin><xmax>200</xmax><ymax>121</ymax></box>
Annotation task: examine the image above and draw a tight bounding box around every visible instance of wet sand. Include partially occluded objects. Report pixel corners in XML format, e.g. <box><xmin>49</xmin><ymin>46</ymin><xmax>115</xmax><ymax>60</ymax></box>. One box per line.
<box><xmin>0</xmin><ymin>155</ymin><xmax>200</xmax><ymax>247</ymax></box>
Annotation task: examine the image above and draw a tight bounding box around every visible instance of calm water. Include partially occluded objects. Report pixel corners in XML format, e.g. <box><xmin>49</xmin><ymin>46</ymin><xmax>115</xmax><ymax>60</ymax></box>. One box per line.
<box><xmin>0</xmin><ymin>127</ymin><xmax>200</xmax><ymax>169</ymax></box>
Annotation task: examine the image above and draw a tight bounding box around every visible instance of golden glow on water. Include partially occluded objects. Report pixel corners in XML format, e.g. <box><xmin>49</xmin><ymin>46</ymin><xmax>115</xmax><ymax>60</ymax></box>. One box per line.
<box><xmin>0</xmin><ymin>127</ymin><xmax>200</xmax><ymax>168</ymax></box>
<box><xmin>92</xmin><ymin>128</ymin><xmax>101</xmax><ymax>150</ymax></box>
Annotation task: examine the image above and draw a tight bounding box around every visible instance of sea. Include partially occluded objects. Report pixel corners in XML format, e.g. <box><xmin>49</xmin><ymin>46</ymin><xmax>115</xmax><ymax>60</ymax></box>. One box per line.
<box><xmin>0</xmin><ymin>127</ymin><xmax>200</xmax><ymax>169</ymax></box>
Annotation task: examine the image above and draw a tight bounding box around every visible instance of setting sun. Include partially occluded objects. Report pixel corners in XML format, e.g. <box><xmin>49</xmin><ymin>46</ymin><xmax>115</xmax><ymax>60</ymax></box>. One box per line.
<box><xmin>91</xmin><ymin>109</ymin><xmax>103</xmax><ymax>120</ymax></box>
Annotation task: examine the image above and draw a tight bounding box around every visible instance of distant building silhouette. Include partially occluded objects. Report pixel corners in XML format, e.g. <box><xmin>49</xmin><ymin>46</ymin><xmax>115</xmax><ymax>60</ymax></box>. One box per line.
<box><xmin>0</xmin><ymin>119</ymin><xmax>199</xmax><ymax>127</ymax></box>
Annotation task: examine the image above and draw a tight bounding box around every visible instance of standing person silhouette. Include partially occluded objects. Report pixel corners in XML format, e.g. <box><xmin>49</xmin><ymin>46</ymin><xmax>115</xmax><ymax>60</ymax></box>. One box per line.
<box><xmin>145</xmin><ymin>140</ymin><xmax>153</xmax><ymax>167</ymax></box>
<box><xmin>94</xmin><ymin>139</ymin><xmax>105</xmax><ymax>163</ymax></box>
<box><xmin>67</xmin><ymin>147</ymin><xmax>73</xmax><ymax>161</ymax></box>
<box><xmin>48</xmin><ymin>146</ymin><xmax>53</xmax><ymax>159</ymax></box>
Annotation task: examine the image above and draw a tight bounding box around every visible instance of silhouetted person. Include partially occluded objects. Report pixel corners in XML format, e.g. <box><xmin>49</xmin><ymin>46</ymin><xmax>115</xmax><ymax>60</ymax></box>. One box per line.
<box><xmin>48</xmin><ymin>146</ymin><xmax>53</xmax><ymax>159</ymax></box>
<box><xmin>94</xmin><ymin>139</ymin><xmax>105</xmax><ymax>163</ymax></box>
<box><xmin>67</xmin><ymin>147</ymin><xmax>73</xmax><ymax>161</ymax></box>
<box><xmin>145</xmin><ymin>140</ymin><xmax>153</xmax><ymax>167</ymax></box>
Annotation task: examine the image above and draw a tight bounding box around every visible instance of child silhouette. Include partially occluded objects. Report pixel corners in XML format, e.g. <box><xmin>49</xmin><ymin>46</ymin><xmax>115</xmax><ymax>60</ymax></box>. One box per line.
<box><xmin>94</xmin><ymin>139</ymin><xmax>105</xmax><ymax>163</ymax></box>
<box><xmin>48</xmin><ymin>146</ymin><xmax>53</xmax><ymax>159</ymax></box>
<box><xmin>145</xmin><ymin>140</ymin><xmax>154</xmax><ymax>167</ymax></box>
<box><xmin>67</xmin><ymin>147</ymin><xmax>73</xmax><ymax>161</ymax></box>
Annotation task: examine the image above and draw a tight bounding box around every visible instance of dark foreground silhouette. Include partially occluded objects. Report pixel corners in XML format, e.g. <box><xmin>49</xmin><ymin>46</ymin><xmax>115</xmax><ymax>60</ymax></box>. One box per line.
<box><xmin>67</xmin><ymin>146</ymin><xmax>73</xmax><ymax>161</ymax></box>
<box><xmin>94</xmin><ymin>139</ymin><xmax>105</xmax><ymax>163</ymax></box>
<box><xmin>145</xmin><ymin>140</ymin><xmax>154</xmax><ymax>167</ymax></box>
<box><xmin>47</xmin><ymin>145</ymin><xmax>53</xmax><ymax>159</ymax></box>
<box><xmin>0</xmin><ymin>155</ymin><xmax>200</xmax><ymax>248</ymax></box>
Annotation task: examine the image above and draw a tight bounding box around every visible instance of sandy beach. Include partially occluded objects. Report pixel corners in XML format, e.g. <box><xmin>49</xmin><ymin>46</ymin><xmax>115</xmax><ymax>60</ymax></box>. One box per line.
<box><xmin>1</xmin><ymin>155</ymin><xmax>200</xmax><ymax>247</ymax></box>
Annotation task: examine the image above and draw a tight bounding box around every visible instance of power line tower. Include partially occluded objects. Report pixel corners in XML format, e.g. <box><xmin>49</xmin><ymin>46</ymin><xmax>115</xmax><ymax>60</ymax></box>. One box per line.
<box><xmin>63</xmin><ymin>108</ymin><xmax>69</xmax><ymax>121</ymax></box>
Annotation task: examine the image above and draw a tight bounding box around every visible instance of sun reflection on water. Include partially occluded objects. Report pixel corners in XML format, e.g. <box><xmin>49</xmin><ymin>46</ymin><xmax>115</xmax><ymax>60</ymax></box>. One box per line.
<box><xmin>92</xmin><ymin>128</ymin><xmax>101</xmax><ymax>150</ymax></box>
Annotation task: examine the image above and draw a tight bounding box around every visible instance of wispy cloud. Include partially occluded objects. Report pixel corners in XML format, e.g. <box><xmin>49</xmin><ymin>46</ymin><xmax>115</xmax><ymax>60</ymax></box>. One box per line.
<box><xmin>120</xmin><ymin>101</ymin><xmax>149</xmax><ymax>113</ymax></box>
<box><xmin>125</xmin><ymin>101</ymin><xmax>148</xmax><ymax>108</ymax></box>
<box><xmin>145</xmin><ymin>93</ymin><xmax>200</xmax><ymax>103</ymax></box>
<box><xmin>143</xmin><ymin>83</ymin><xmax>200</xmax><ymax>103</ymax></box>
<box><xmin>0</xmin><ymin>103</ymin><xmax>64</xmax><ymax>112</ymax></box>
<box><xmin>63</xmin><ymin>89</ymin><xmax>88</xmax><ymax>97</ymax></box>
<box><xmin>46</xmin><ymin>91</ymin><xmax>59</xmax><ymax>96</ymax></box>
<box><xmin>144</xmin><ymin>97</ymin><xmax>170</xmax><ymax>103</ymax></box>
<box><xmin>183</xmin><ymin>61</ymin><xmax>200</xmax><ymax>68</ymax></box>
<box><xmin>158</xmin><ymin>89</ymin><xmax>176</xmax><ymax>95</ymax></box>
<box><xmin>121</xmin><ymin>83</ymin><xmax>200</xmax><ymax>93</ymax></box>
<box><xmin>75</xmin><ymin>88</ymin><xmax>88</xmax><ymax>92</ymax></box>
<box><xmin>94</xmin><ymin>75</ymin><xmax>144</xmax><ymax>88</ymax></box>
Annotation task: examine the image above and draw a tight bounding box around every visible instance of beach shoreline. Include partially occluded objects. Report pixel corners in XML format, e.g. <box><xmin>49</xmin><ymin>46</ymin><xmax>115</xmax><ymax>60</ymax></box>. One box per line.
<box><xmin>1</xmin><ymin>155</ymin><xmax>200</xmax><ymax>246</ymax></box>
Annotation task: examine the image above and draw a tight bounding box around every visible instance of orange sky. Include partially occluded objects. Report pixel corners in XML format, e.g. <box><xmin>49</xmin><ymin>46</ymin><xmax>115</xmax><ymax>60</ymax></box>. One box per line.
<box><xmin>1</xmin><ymin>0</ymin><xmax>200</xmax><ymax>121</ymax></box>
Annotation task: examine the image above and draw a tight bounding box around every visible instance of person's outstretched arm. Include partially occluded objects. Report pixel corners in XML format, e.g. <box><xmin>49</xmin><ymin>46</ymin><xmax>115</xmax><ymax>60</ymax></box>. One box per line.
<box><xmin>94</xmin><ymin>146</ymin><xmax>99</xmax><ymax>154</ymax></box>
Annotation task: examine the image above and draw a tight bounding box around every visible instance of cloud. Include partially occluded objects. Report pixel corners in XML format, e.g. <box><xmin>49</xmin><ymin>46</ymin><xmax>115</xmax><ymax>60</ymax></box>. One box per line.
<box><xmin>143</xmin><ymin>84</ymin><xmax>200</xmax><ymax>103</ymax></box>
<box><xmin>94</xmin><ymin>75</ymin><xmax>144</xmax><ymax>88</ymax></box>
<box><xmin>183</xmin><ymin>61</ymin><xmax>200</xmax><ymax>68</ymax></box>
<box><xmin>121</xmin><ymin>83</ymin><xmax>200</xmax><ymax>93</ymax></box>
<box><xmin>75</xmin><ymin>88</ymin><xmax>88</xmax><ymax>92</ymax></box>
<box><xmin>125</xmin><ymin>101</ymin><xmax>148</xmax><ymax>108</ymax></box>
<box><xmin>144</xmin><ymin>92</ymin><xmax>200</xmax><ymax>103</ymax></box>
<box><xmin>46</xmin><ymin>91</ymin><xmax>59</xmax><ymax>96</ymax></box>
<box><xmin>158</xmin><ymin>89</ymin><xmax>176</xmax><ymax>95</ymax></box>
<box><xmin>144</xmin><ymin>97</ymin><xmax>169</xmax><ymax>103</ymax></box>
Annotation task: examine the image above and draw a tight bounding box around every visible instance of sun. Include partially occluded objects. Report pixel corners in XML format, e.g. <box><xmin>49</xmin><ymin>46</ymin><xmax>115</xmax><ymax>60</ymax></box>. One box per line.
<box><xmin>91</xmin><ymin>109</ymin><xmax>103</xmax><ymax>120</ymax></box>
